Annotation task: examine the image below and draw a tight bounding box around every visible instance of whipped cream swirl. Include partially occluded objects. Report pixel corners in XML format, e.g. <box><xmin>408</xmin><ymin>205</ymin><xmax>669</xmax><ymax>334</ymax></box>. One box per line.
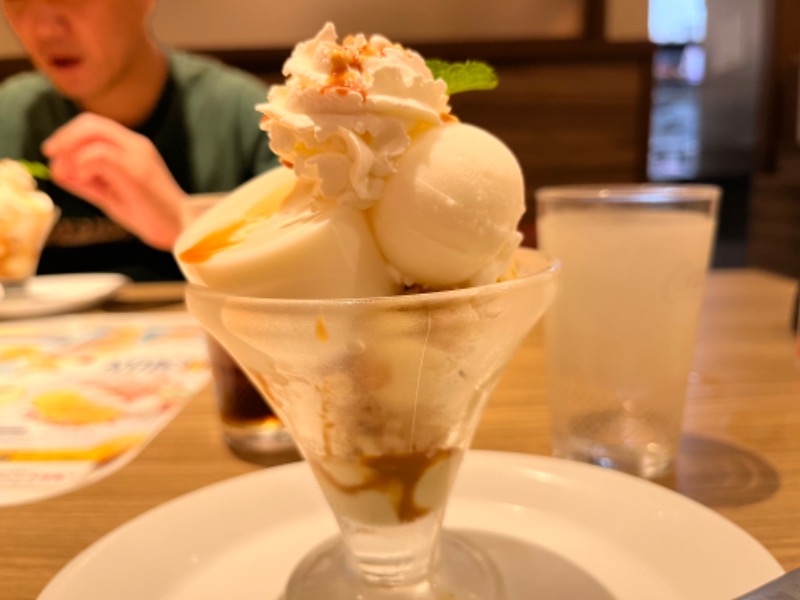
<box><xmin>0</xmin><ymin>159</ymin><xmax>52</xmax><ymax>214</ymax></box>
<box><xmin>257</xmin><ymin>23</ymin><xmax>451</xmax><ymax>209</ymax></box>
<box><xmin>0</xmin><ymin>159</ymin><xmax>55</xmax><ymax>281</ymax></box>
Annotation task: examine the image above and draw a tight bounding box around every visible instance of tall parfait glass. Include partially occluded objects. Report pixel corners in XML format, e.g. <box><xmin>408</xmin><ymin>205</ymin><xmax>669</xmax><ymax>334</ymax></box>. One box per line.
<box><xmin>185</xmin><ymin>248</ymin><xmax>558</xmax><ymax>599</ymax></box>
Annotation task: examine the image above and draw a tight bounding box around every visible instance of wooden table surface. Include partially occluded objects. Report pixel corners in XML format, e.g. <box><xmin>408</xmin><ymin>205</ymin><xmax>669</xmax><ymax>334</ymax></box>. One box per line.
<box><xmin>1</xmin><ymin>269</ymin><xmax>799</xmax><ymax>600</ymax></box>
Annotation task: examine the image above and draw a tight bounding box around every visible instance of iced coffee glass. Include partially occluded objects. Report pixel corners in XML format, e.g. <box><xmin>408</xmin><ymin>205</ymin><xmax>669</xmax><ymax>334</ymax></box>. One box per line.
<box><xmin>185</xmin><ymin>248</ymin><xmax>557</xmax><ymax>599</ymax></box>
<box><xmin>181</xmin><ymin>194</ymin><xmax>295</xmax><ymax>462</ymax></box>
<box><xmin>536</xmin><ymin>184</ymin><xmax>720</xmax><ymax>479</ymax></box>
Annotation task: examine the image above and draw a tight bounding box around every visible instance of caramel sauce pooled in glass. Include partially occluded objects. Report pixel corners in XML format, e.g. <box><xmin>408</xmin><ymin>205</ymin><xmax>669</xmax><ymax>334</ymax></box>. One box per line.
<box><xmin>317</xmin><ymin>448</ymin><xmax>458</xmax><ymax>523</ymax></box>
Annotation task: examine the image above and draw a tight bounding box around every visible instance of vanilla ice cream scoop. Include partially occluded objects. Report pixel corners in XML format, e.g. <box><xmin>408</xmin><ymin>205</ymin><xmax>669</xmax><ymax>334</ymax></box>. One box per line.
<box><xmin>175</xmin><ymin>167</ymin><xmax>399</xmax><ymax>299</ymax></box>
<box><xmin>370</xmin><ymin>123</ymin><xmax>524</xmax><ymax>288</ymax></box>
<box><xmin>0</xmin><ymin>159</ymin><xmax>56</xmax><ymax>284</ymax></box>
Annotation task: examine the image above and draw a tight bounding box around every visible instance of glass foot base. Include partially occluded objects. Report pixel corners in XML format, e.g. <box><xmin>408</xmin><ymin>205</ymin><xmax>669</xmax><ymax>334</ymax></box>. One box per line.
<box><xmin>555</xmin><ymin>443</ymin><xmax>674</xmax><ymax>480</ymax></box>
<box><xmin>284</xmin><ymin>531</ymin><xmax>506</xmax><ymax>600</ymax></box>
<box><xmin>554</xmin><ymin>409</ymin><xmax>676</xmax><ymax>479</ymax></box>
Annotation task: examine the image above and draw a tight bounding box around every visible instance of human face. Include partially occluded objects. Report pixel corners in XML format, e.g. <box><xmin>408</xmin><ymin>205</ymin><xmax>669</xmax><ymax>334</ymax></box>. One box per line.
<box><xmin>2</xmin><ymin>0</ymin><xmax>155</xmax><ymax>103</ymax></box>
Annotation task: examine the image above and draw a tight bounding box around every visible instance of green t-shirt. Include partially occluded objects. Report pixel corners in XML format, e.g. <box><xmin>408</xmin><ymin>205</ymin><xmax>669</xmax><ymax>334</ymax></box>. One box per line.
<box><xmin>0</xmin><ymin>51</ymin><xmax>277</xmax><ymax>281</ymax></box>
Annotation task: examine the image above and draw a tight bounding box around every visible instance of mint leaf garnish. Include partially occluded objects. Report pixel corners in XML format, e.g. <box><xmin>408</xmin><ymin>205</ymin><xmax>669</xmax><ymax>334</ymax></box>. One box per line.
<box><xmin>18</xmin><ymin>160</ymin><xmax>51</xmax><ymax>180</ymax></box>
<box><xmin>426</xmin><ymin>59</ymin><xmax>499</xmax><ymax>95</ymax></box>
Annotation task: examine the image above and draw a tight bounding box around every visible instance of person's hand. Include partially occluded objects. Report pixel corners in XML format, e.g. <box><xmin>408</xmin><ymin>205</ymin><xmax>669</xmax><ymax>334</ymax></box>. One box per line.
<box><xmin>42</xmin><ymin>113</ymin><xmax>186</xmax><ymax>251</ymax></box>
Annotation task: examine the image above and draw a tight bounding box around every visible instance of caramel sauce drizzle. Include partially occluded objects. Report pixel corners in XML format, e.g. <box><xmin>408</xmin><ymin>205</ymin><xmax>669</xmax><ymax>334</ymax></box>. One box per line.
<box><xmin>178</xmin><ymin>220</ymin><xmax>247</xmax><ymax>264</ymax></box>
<box><xmin>178</xmin><ymin>178</ymin><xmax>297</xmax><ymax>264</ymax></box>
<box><xmin>315</xmin><ymin>316</ymin><xmax>330</xmax><ymax>342</ymax></box>
<box><xmin>316</xmin><ymin>379</ymin><xmax>334</xmax><ymax>455</ymax></box>
<box><xmin>320</xmin><ymin>42</ymin><xmax>381</xmax><ymax>101</ymax></box>
<box><xmin>317</xmin><ymin>448</ymin><xmax>457</xmax><ymax>522</ymax></box>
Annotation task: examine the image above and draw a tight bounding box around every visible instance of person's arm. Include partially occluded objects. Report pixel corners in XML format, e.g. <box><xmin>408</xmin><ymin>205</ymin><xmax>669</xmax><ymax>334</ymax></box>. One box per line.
<box><xmin>42</xmin><ymin>113</ymin><xmax>187</xmax><ymax>250</ymax></box>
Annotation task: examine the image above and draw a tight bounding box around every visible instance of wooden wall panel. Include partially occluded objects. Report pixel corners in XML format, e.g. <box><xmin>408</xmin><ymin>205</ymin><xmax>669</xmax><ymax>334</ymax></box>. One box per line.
<box><xmin>751</xmin><ymin>0</ymin><xmax>800</xmax><ymax>278</ymax></box>
<box><xmin>451</xmin><ymin>60</ymin><xmax>650</xmax><ymax>220</ymax></box>
<box><xmin>750</xmin><ymin>151</ymin><xmax>800</xmax><ymax>278</ymax></box>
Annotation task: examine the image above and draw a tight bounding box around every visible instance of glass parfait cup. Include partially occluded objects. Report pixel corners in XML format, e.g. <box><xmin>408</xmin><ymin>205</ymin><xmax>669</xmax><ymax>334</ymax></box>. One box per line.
<box><xmin>185</xmin><ymin>248</ymin><xmax>558</xmax><ymax>599</ymax></box>
<box><xmin>0</xmin><ymin>206</ymin><xmax>60</xmax><ymax>295</ymax></box>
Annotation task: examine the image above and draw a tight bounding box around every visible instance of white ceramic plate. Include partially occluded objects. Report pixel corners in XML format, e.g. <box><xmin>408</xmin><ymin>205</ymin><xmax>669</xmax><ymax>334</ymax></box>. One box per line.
<box><xmin>39</xmin><ymin>451</ymin><xmax>782</xmax><ymax>600</ymax></box>
<box><xmin>0</xmin><ymin>273</ymin><xmax>130</xmax><ymax>320</ymax></box>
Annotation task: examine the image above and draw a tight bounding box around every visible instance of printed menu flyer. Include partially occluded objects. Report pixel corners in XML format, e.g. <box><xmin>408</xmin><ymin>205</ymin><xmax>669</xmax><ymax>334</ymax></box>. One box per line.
<box><xmin>0</xmin><ymin>312</ymin><xmax>210</xmax><ymax>506</ymax></box>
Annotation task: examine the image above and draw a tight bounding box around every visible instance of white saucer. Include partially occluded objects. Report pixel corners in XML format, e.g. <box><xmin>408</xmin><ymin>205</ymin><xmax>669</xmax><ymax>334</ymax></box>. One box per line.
<box><xmin>39</xmin><ymin>451</ymin><xmax>782</xmax><ymax>600</ymax></box>
<box><xmin>0</xmin><ymin>273</ymin><xmax>130</xmax><ymax>320</ymax></box>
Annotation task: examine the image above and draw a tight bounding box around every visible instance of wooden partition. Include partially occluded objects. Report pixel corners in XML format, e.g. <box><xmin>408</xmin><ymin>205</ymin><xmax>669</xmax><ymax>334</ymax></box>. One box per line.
<box><xmin>750</xmin><ymin>0</ymin><xmax>800</xmax><ymax>278</ymax></box>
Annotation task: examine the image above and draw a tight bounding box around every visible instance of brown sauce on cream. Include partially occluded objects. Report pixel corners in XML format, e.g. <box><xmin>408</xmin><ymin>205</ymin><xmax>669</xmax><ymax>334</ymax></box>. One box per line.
<box><xmin>320</xmin><ymin>45</ymin><xmax>376</xmax><ymax>100</ymax></box>
<box><xmin>178</xmin><ymin>220</ymin><xmax>248</xmax><ymax>264</ymax></box>
<box><xmin>315</xmin><ymin>316</ymin><xmax>329</xmax><ymax>342</ymax></box>
<box><xmin>178</xmin><ymin>178</ymin><xmax>298</xmax><ymax>264</ymax></box>
<box><xmin>318</xmin><ymin>448</ymin><xmax>458</xmax><ymax>522</ymax></box>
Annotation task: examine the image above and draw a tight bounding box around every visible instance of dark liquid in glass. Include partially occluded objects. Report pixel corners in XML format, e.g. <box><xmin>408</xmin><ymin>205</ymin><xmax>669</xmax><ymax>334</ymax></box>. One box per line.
<box><xmin>205</xmin><ymin>337</ymin><xmax>280</xmax><ymax>426</ymax></box>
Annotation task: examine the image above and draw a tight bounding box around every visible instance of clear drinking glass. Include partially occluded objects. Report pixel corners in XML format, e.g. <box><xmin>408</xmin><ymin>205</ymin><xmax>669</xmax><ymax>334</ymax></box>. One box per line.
<box><xmin>185</xmin><ymin>248</ymin><xmax>558</xmax><ymax>599</ymax></box>
<box><xmin>536</xmin><ymin>184</ymin><xmax>720</xmax><ymax>479</ymax></box>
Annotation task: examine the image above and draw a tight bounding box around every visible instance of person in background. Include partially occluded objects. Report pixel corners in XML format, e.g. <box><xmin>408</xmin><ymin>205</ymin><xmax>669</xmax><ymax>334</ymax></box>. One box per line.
<box><xmin>0</xmin><ymin>0</ymin><xmax>277</xmax><ymax>281</ymax></box>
